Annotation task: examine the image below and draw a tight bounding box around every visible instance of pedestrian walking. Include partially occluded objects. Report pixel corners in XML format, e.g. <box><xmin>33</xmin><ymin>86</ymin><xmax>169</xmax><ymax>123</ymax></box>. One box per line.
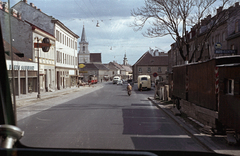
<box><xmin>139</xmin><ymin>82</ymin><xmax>142</xmax><ymax>91</ymax></box>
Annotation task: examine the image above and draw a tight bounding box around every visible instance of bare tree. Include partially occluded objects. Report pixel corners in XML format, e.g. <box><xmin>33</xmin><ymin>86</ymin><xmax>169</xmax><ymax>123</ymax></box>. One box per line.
<box><xmin>131</xmin><ymin>0</ymin><xmax>232</xmax><ymax>63</ymax></box>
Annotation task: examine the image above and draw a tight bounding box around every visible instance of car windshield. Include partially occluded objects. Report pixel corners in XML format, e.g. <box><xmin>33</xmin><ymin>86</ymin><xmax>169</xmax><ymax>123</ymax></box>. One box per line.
<box><xmin>2</xmin><ymin>0</ymin><xmax>240</xmax><ymax>155</ymax></box>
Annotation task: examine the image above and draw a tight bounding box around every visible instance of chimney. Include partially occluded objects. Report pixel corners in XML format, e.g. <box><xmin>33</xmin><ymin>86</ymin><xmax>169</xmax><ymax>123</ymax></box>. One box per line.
<box><xmin>23</xmin><ymin>0</ymin><xmax>27</xmax><ymax>3</ymax></box>
<box><xmin>30</xmin><ymin>3</ymin><xmax>34</xmax><ymax>7</ymax></box>
<box><xmin>34</xmin><ymin>6</ymin><xmax>37</xmax><ymax>9</ymax></box>
<box><xmin>207</xmin><ymin>15</ymin><xmax>211</xmax><ymax>20</ymax></box>
<box><xmin>17</xmin><ymin>12</ymin><xmax>21</xmax><ymax>19</ymax></box>
<box><xmin>201</xmin><ymin>19</ymin><xmax>207</xmax><ymax>26</ymax></box>
<box><xmin>11</xmin><ymin>8</ymin><xmax>18</xmax><ymax>17</ymax></box>
<box><xmin>37</xmin><ymin>8</ymin><xmax>41</xmax><ymax>12</ymax></box>
<box><xmin>2</xmin><ymin>2</ymin><xmax>8</xmax><ymax>13</ymax></box>
<box><xmin>217</xmin><ymin>7</ymin><xmax>223</xmax><ymax>14</ymax></box>
<box><xmin>235</xmin><ymin>2</ymin><xmax>239</xmax><ymax>7</ymax></box>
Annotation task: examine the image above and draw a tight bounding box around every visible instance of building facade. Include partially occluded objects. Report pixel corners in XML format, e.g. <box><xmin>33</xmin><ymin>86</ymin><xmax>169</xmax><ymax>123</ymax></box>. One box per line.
<box><xmin>132</xmin><ymin>51</ymin><xmax>168</xmax><ymax>83</ymax></box>
<box><xmin>168</xmin><ymin>2</ymin><xmax>240</xmax><ymax>70</ymax></box>
<box><xmin>13</xmin><ymin>0</ymin><xmax>79</xmax><ymax>90</ymax></box>
<box><xmin>53</xmin><ymin>19</ymin><xmax>79</xmax><ymax>90</ymax></box>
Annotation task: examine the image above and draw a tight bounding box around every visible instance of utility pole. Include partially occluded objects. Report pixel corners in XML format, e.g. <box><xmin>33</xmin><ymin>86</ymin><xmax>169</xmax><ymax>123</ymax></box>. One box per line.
<box><xmin>37</xmin><ymin>38</ymin><xmax>40</xmax><ymax>99</ymax></box>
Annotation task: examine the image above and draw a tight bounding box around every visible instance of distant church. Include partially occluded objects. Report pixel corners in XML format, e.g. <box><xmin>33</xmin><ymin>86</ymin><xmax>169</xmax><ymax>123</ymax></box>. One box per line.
<box><xmin>78</xmin><ymin>25</ymin><xmax>101</xmax><ymax>64</ymax></box>
<box><xmin>123</xmin><ymin>53</ymin><xmax>128</xmax><ymax>65</ymax></box>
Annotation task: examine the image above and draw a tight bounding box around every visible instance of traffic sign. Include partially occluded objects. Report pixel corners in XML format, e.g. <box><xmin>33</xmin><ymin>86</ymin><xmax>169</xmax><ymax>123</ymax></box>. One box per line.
<box><xmin>153</xmin><ymin>72</ymin><xmax>158</xmax><ymax>77</ymax></box>
<box><xmin>78</xmin><ymin>64</ymin><xmax>85</xmax><ymax>68</ymax></box>
<box><xmin>215</xmin><ymin>42</ymin><xmax>222</xmax><ymax>50</ymax></box>
<box><xmin>34</xmin><ymin>43</ymin><xmax>51</xmax><ymax>48</ymax></box>
<box><xmin>34</xmin><ymin>37</ymin><xmax>51</xmax><ymax>52</ymax></box>
<box><xmin>42</xmin><ymin>37</ymin><xmax>50</xmax><ymax>52</ymax></box>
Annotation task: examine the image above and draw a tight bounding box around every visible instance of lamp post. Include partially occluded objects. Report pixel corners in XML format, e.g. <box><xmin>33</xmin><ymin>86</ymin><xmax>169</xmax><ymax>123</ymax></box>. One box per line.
<box><xmin>37</xmin><ymin>38</ymin><xmax>41</xmax><ymax>99</ymax></box>
<box><xmin>34</xmin><ymin>37</ymin><xmax>51</xmax><ymax>99</ymax></box>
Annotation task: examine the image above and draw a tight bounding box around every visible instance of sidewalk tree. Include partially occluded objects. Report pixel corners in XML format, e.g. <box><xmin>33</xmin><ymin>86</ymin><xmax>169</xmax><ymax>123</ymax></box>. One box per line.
<box><xmin>131</xmin><ymin>0</ymin><xmax>233</xmax><ymax>63</ymax></box>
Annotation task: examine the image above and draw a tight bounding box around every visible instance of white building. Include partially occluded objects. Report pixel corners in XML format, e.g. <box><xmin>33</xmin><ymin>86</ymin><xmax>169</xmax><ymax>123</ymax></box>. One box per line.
<box><xmin>31</xmin><ymin>23</ymin><xmax>56</xmax><ymax>92</ymax></box>
<box><xmin>53</xmin><ymin>19</ymin><xmax>79</xmax><ymax>90</ymax></box>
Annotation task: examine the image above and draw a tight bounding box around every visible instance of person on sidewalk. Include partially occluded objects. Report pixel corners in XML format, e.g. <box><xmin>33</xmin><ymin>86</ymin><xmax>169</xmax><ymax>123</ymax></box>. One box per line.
<box><xmin>88</xmin><ymin>79</ymin><xmax>91</xmax><ymax>87</ymax></box>
<box><xmin>154</xmin><ymin>80</ymin><xmax>160</xmax><ymax>99</ymax></box>
<box><xmin>139</xmin><ymin>82</ymin><xmax>143</xmax><ymax>91</ymax></box>
<box><xmin>78</xmin><ymin>80</ymin><xmax>81</xmax><ymax>88</ymax></box>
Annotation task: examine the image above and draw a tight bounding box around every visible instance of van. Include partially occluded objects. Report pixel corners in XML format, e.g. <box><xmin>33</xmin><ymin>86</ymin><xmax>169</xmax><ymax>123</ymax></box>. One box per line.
<box><xmin>113</xmin><ymin>76</ymin><xmax>121</xmax><ymax>84</ymax></box>
<box><xmin>137</xmin><ymin>75</ymin><xmax>151</xmax><ymax>90</ymax></box>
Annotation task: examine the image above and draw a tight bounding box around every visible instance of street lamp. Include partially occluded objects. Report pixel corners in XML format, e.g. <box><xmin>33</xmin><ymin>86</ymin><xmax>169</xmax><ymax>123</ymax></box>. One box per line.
<box><xmin>34</xmin><ymin>37</ymin><xmax>51</xmax><ymax>99</ymax></box>
<box><xmin>37</xmin><ymin>38</ymin><xmax>40</xmax><ymax>98</ymax></box>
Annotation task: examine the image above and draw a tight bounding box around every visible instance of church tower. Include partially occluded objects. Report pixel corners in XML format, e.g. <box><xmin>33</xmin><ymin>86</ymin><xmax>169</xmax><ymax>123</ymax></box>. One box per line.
<box><xmin>78</xmin><ymin>25</ymin><xmax>90</xmax><ymax>64</ymax></box>
<box><xmin>123</xmin><ymin>52</ymin><xmax>128</xmax><ymax>65</ymax></box>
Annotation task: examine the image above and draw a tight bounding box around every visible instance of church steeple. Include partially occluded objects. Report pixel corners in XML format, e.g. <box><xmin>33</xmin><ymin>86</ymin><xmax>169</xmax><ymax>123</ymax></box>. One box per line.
<box><xmin>123</xmin><ymin>52</ymin><xmax>128</xmax><ymax>65</ymax></box>
<box><xmin>78</xmin><ymin>25</ymin><xmax>90</xmax><ymax>64</ymax></box>
<box><xmin>80</xmin><ymin>25</ymin><xmax>88</xmax><ymax>43</ymax></box>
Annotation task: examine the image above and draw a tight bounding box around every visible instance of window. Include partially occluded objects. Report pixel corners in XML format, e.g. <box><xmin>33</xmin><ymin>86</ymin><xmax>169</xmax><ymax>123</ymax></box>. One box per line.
<box><xmin>231</xmin><ymin>44</ymin><xmax>235</xmax><ymax>50</ymax></box>
<box><xmin>56</xmin><ymin>30</ymin><xmax>59</xmax><ymax>41</ymax></box>
<box><xmin>138</xmin><ymin>67</ymin><xmax>142</xmax><ymax>73</ymax></box>
<box><xmin>158</xmin><ymin>67</ymin><xmax>161</xmax><ymax>73</ymax></box>
<box><xmin>83</xmin><ymin>46</ymin><xmax>85</xmax><ymax>52</ymax></box>
<box><xmin>227</xmin><ymin>79</ymin><xmax>234</xmax><ymax>95</ymax></box>
<box><xmin>147</xmin><ymin>67</ymin><xmax>151</xmax><ymax>73</ymax></box>
<box><xmin>57</xmin><ymin>51</ymin><xmax>60</xmax><ymax>62</ymax></box>
<box><xmin>235</xmin><ymin>21</ymin><xmax>239</xmax><ymax>33</ymax></box>
<box><xmin>222</xmin><ymin>32</ymin><xmax>225</xmax><ymax>41</ymax></box>
<box><xmin>60</xmin><ymin>32</ymin><xmax>62</xmax><ymax>43</ymax></box>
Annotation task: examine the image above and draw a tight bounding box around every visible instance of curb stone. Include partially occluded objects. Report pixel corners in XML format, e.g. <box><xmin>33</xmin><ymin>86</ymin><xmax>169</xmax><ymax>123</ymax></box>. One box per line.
<box><xmin>148</xmin><ymin>97</ymin><xmax>240</xmax><ymax>156</ymax></box>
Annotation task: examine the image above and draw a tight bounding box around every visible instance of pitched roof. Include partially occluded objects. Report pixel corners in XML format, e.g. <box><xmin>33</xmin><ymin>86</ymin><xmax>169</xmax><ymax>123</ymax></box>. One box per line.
<box><xmin>94</xmin><ymin>63</ymin><xmax>109</xmax><ymax>70</ymax></box>
<box><xmin>90</xmin><ymin>53</ymin><xmax>101</xmax><ymax>63</ymax></box>
<box><xmin>4</xmin><ymin>40</ymin><xmax>33</xmax><ymax>62</ymax></box>
<box><xmin>134</xmin><ymin>52</ymin><xmax>168</xmax><ymax>66</ymax></box>
<box><xmin>110</xmin><ymin>62</ymin><xmax>125</xmax><ymax>70</ymax></box>
<box><xmin>82</xmin><ymin>63</ymin><xmax>108</xmax><ymax>70</ymax></box>
<box><xmin>121</xmin><ymin>65</ymin><xmax>132</xmax><ymax>72</ymax></box>
<box><xmin>82</xmin><ymin>63</ymin><xmax>98</xmax><ymax>70</ymax></box>
<box><xmin>104</xmin><ymin>64</ymin><xmax>118</xmax><ymax>70</ymax></box>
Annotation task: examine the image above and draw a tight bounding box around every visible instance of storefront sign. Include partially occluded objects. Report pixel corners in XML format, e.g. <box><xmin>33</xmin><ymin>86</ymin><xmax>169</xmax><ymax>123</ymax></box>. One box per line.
<box><xmin>215</xmin><ymin>49</ymin><xmax>236</xmax><ymax>54</ymax></box>
<box><xmin>9</xmin><ymin>65</ymin><xmax>35</xmax><ymax>70</ymax></box>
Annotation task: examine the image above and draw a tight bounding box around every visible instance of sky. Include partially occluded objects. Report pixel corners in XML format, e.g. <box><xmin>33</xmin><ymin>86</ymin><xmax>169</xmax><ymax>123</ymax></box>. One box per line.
<box><xmin>10</xmin><ymin>0</ymin><xmax>174</xmax><ymax>65</ymax></box>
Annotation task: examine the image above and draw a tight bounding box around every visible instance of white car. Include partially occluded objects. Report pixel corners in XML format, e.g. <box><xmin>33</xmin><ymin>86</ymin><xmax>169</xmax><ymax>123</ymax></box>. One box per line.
<box><xmin>117</xmin><ymin>80</ymin><xmax>123</xmax><ymax>85</ymax></box>
<box><xmin>113</xmin><ymin>76</ymin><xmax>121</xmax><ymax>84</ymax></box>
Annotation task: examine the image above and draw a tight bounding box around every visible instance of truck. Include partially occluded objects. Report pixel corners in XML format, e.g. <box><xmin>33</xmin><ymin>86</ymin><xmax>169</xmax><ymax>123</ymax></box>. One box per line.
<box><xmin>137</xmin><ymin>75</ymin><xmax>151</xmax><ymax>90</ymax></box>
<box><xmin>170</xmin><ymin>56</ymin><xmax>240</xmax><ymax>135</ymax></box>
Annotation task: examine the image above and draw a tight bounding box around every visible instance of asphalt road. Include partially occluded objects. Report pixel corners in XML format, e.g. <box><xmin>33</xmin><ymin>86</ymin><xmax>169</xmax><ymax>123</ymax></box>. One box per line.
<box><xmin>17</xmin><ymin>82</ymin><xmax>207</xmax><ymax>151</ymax></box>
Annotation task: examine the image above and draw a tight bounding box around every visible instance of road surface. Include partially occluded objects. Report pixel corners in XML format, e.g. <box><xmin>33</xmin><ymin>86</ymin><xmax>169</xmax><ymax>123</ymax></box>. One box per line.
<box><xmin>17</xmin><ymin>82</ymin><xmax>207</xmax><ymax>151</ymax></box>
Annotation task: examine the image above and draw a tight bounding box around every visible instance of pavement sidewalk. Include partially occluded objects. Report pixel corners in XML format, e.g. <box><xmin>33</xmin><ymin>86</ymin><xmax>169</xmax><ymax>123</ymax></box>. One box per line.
<box><xmin>15</xmin><ymin>85</ymin><xmax>94</xmax><ymax>108</ymax></box>
<box><xmin>148</xmin><ymin>97</ymin><xmax>240</xmax><ymax>156</ymax></box>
